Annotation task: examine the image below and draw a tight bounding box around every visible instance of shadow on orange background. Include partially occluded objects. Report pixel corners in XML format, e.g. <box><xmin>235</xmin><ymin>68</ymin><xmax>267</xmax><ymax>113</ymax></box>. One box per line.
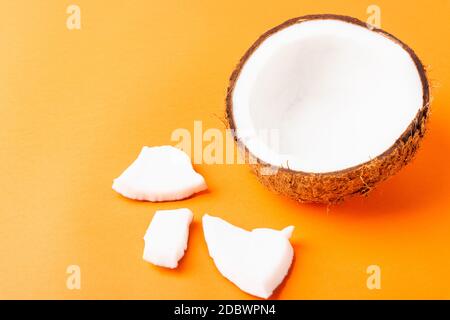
<box><xmin>337</xmin><ymin>118</ymin><xmax>450</xmax><ymax>215</ymax></box>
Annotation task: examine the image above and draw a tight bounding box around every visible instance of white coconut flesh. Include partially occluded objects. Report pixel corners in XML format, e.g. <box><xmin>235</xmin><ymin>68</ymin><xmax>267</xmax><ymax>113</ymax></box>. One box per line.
<box><xmin>143</xmin><ymin>208</ymin><xmax>193</xmax><ymax>269</ymax></box>
<box><xmin>231</xmin><ymin>19</ymin><xmax>424</xmax><ymax>173</ymax></box>
<box><xmin>112</xmin><ymin>146</ymin><xmax>207</xmax><ymax>202</ymax></box>
<box><xmin>203</xmin><ymin>214</ymin><xmax>294</xmax><ymax>299</ymax></box>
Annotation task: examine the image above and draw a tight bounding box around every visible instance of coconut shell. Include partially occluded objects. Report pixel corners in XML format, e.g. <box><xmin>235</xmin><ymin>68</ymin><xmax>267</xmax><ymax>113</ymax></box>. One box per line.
<box><xmin>226</xmin><ymin>14</ymin><xmax>430</xmax><ymax>204</ymax></box>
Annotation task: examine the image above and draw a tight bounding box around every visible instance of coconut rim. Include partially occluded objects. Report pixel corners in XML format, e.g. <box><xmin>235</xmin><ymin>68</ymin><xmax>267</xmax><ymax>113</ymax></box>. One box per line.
<box><xmin>226</xmin><ymin>14</ymin><xmax>430</xmax><ymax>176</ymax></box>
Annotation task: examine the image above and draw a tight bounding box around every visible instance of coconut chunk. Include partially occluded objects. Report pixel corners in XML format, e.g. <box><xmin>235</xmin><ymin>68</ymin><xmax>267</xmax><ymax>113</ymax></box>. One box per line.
<box><xmin>112</xmin><ymin>146</ymin><xmax>207</xmax><ymax>202</ymax></box>
<box><xmin>202</xmin><ymin>214</ymin><xmax>294</xmax><ymax>299</ymax></box>
<box><xmin>143</xmin><ymin>208</ymin><xmax>193</xmax><ymax>269</ymax></box>
<box><xmin>226</xmin><ymin>14</ymin><xmax>430</xmax><ymax>203</ymax></box>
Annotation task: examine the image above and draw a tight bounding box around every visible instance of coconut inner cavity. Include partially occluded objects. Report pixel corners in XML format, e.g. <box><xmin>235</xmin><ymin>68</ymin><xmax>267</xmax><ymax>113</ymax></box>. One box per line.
<box><xmin>232</xmin><ymin>19</ymin><xmax>424</xmax><ymax>173</ymax></box>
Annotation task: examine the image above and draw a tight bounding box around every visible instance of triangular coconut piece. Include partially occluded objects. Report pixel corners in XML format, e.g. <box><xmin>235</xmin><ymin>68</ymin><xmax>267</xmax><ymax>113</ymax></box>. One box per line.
<box><xmin>112</xmin><ymin>146</ymin><xmax>207</xmax><ymax>202</ymax></box>
<box><xmin>202</xmin><ymin>214</ymin><xmax>294</xmax><ymax>299</ymax></box>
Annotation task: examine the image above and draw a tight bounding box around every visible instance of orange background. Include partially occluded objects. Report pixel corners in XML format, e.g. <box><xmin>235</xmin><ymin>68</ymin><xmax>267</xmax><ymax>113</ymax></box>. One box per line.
<box><xmin>0</xmin><ymin>0</ymin><xmax>449</xmax><ymax>299</ymax></box>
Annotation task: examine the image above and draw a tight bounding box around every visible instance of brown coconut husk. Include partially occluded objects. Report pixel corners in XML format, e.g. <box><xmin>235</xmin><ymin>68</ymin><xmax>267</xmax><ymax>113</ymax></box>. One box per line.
<box><xmin>225</xmin><ymin>14</ymin><xmax>430</xmax><ymax>204</ymax></box>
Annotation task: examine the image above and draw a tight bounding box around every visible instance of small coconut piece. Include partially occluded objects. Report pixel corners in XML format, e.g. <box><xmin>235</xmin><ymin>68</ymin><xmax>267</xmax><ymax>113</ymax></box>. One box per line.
<box><xmin>143</xmin><ymin>208</ymin><xmax>193</xmax><ymax>269</ymax></box>
<box><xmin>112</xmin><ymin>146</ymin><xmax>207</xmax><ymax>202</ymax></box>
<box><xmin>202</xmin><ymin>214</ymin><xmax>294</xmax><ymax>299</ymax></box>
<box><xmin>226</xmin><ymin>14</ymin><xmax>430</xmax><ymax>203</ymax></box>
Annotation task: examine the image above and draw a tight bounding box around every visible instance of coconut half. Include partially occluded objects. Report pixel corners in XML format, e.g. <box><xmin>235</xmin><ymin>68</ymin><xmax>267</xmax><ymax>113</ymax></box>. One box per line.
<box><xmin>226</xmin><ymin>14</ymin><xmax>430</xmax><ymax>203</ymax></box>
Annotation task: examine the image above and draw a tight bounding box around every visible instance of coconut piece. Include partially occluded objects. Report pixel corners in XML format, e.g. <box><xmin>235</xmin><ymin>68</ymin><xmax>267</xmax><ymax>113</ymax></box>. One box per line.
<box><xmin>202</xmin><ymin>214</ymin><xmax>294</xmax><ymax>299</ymax></box>
<box><xmin>112</xmin><ymin>146</ymin><xmax>207</xmax><ymax>202</ymax></box>
<box><xmin>226</xmin><ymin>14</ymin><xmax>430</xmax><ymax>203</ymax></box>
<box><xmin>143</xmin><ymin>208</ymin><xmax>193</xmax><ymax>269</ymax></box>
